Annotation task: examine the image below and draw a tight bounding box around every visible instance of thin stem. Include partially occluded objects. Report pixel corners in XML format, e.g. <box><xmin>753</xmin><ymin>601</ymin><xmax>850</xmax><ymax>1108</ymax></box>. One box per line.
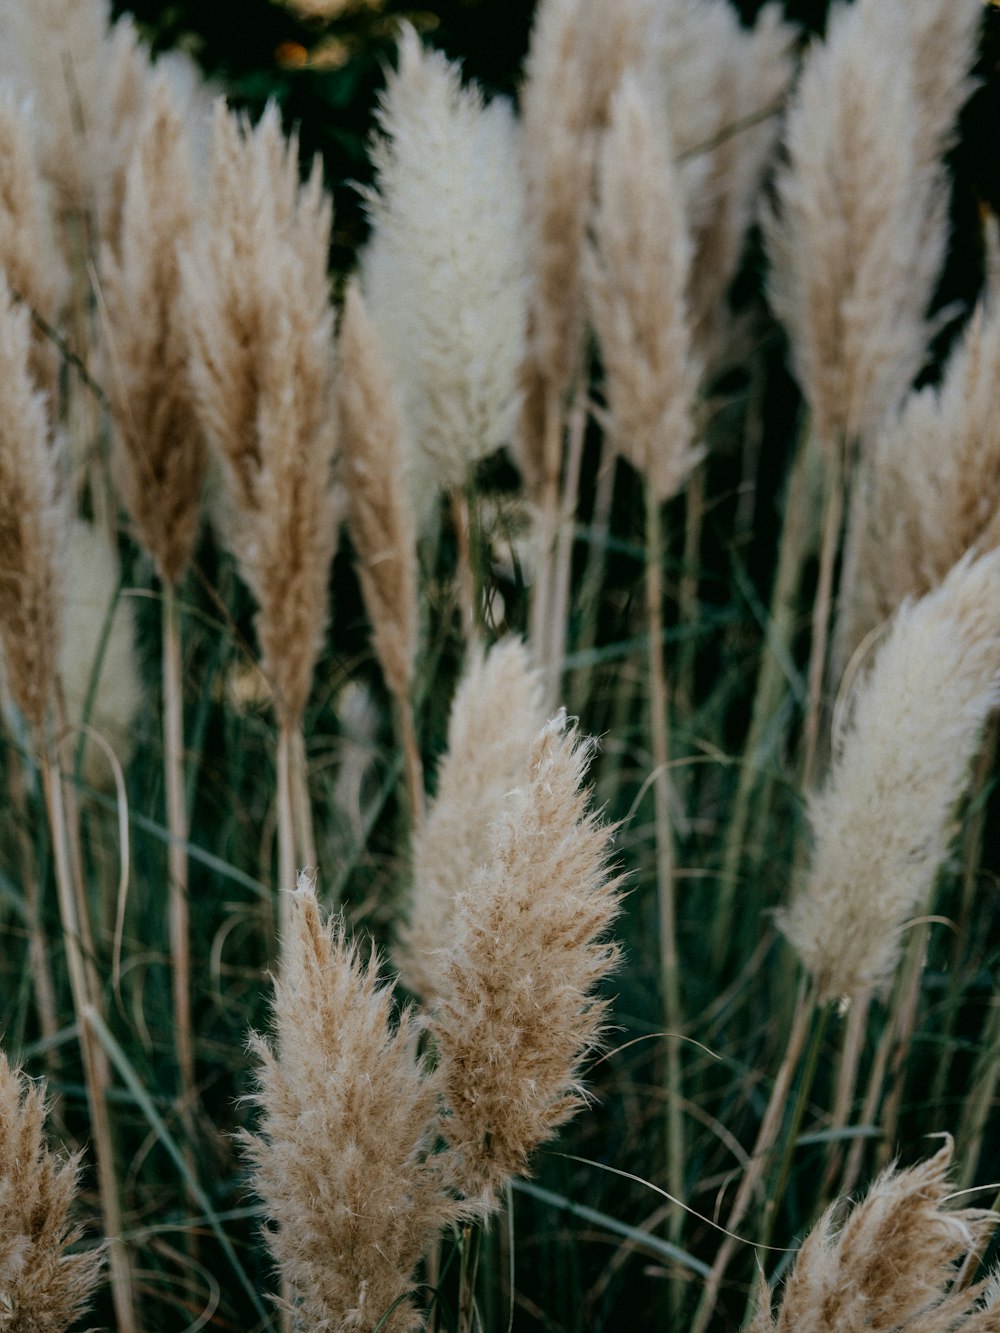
<box><xmin>691</xmin><ymin>979</ymin><xmax>816</xmax><ymax>1333</ymax></box>
<box><xmin>452</xmin><ymin>488</ymin><xmax>477</xmax><ymax>647</ymax></box>
<box><xmin>569</xmin><ymin>441</ymin><xmax>616</xmax><ymax>715</ymax></box>
<box><xmin>877</xmin><ymin>923</ymin><xmax>929</xmax><ymax>1166</ymax></box>
<box><xmin>644</xmin><ymin>486</ymin><xmax>685</xmax><ymax>1265</ymax></box>
<box><xmin>547</xmin><ymin>382</ymin><xmax>588</xmax><ymax>707</ymax></box>
<box><xmin>163</xmin><ymin>584</ymin><xmax>195</xmax><ymax>1112</ymax></box>
<box><xmin>675</xmin><ymin>461</ymin><xmax>704</xmax><ymax>723</ymax></box>
<box><xmin>801</xmin><ymin>435</ymin><xmax>845</xmax><ymax>789</ymax></box>
<box><xmin>528</xmin><ymin>388</ymin><xmax>564</xmax><ymax>709</ymax></box>
<box><xmin>957</xmin><ymin>990</ymin><xmax>1000</xmax><ymax>1190</ymax></box>
<box><xmin>841</xmin><ymin>997</ymin><xmax>894</xmax><ymax>1197</ymax></box>
<box><xmin>289</xmin><ymin>723</ymin><xmax>317</xmax><ymax>872</ymax></box>
<box><xmin>276</xmin><ymin>719</ymin><xmax>297</xmax><ymax>938</ymax></box>
<box><xmin>717</xmin><ymin>421</ymin><xmax>819</xmax><ymax>951</ymax></box>
<box><xmin>821</xmin><ymin>991</ymin><xmax>871</xmax><ymax>1197</ymax></box>
<box><xmin>40</xmin><ymin>745</ymin><xmax>137</xmax><ymax>1333</ymax></box>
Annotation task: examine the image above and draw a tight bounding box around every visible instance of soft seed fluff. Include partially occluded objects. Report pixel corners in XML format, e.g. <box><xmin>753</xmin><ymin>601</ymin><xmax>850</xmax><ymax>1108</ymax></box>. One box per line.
<box><xmin>429</xmin><ymin>711</ymin><xmax>623</xmax><ymax>1203</ymax></box>
<box><xmin>0</xmin><ymin>1052</ymin><xmax>104</xmax><ymax>1331</ymax></box>
<box><xmin>103</xmin><ymin>73</ymin><xmax>206</xmax><ymax>589</ymax></box>
<box><xmin>336</xmin><ymin>279</ymin><xmax>417</xmax><ymax>709</ymax></box>
<box><xmin>58</xmin><ymin>520</ymin><xmax>143</xmax><ymax>790</ymax></box>
<box><xmin>361</xmin><ymin>24</ymin><xmax>526</xmax><ymax>525</ymax></box>
<box><xmin>397</xmin><ymin>638</ymin><xmax>546</xmax><ymax>1003</ymax></box>
<box><xmin>781</xmin><ymin>549</ymin><xmax>1000</xmax><ymax>1001</ymax></box>
<box><xmin>183</xmin><ymin>101</ymin><xmax>340</xmax><ymax>725</ymax></box>
<box><xmin>762</xmin><ymin>0</ymin><xmax>968</xmax><ymax>449</ymax></box>
<box><xmin>585</xmin><ymin>72</ymin><xmax>702</xmax><ymax>503</ymax></box>
<box><xmin>244</xmin><ymin>878</ymin><xmax>465</xmax><ymax>1333</ymax></box>
<box><xmin>0</xmin><ymin>272</ymin><xmax>63</xmax><ymax>735</ymax></box>
<box><xmin>748</xmin><ymin>1139</ymin><xmax>1000</xmax><ymax>1333</ymax></box>
<box><xmin>841</xmin><ymin>295</ymin><xmax>1000</xmax><ymax>662</ymax></box>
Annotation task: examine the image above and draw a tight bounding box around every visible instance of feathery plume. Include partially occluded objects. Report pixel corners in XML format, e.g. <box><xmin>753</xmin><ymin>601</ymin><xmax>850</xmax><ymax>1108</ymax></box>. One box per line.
<box><xmin>586</xmin><ymin>72</ymin><xmax>702</xmax><ymax>502</ymax></box>
<box><xmin>748</xmin><ymin>1139</ymin><xmax>1000</xmax><ymax>1332</ymax></box>
<box><xmin>430</xmin><ymin>712</ymin><xmax>622</xmax><ymax>1202</ymax></box>
<box><xmin>0</xmin><ymin>1052</ymin><xmax>104</xmax><ymax>1331</ymax></box>
<box><xmin>0</xmin><ymin>94</ymin><xmax>66</xmax><ymax>399</ymax></box>
<box><xmin>0</xmin><ymin>0</ymin><xmax>153</xmax><ymax>250</ymax></box>
<box><xmin>0</xmin><ymin>273</ymin><xmax>63</xmax><ymax>734</ymax></box>
<box><xmin>762</xmin><ymin>0</ymin><xmax>965</xmax><ymax>449</ymax></box>
<box><xmin>184</xmin><ymin>100</ymin><xmax>339</xmax><ymax>725</ymax></box>
<box><xmin>397</xmin><ymin>638</ymin><xmax>546</xmax><ymax>1002</ymax></box>
<box><xmin>780</xmin><ymin>549</ymin><xmax>1000</xmax><ymax>1001</ymax></box>
<box><xmin>361</xmin><ymin>25</ymin><xmax>527</xmax><ymax>523</ymax></box>
<box><xmin>103</xmin><ymin>73</ymin><xmax>205</xmax><ymax>588</ymax></box>
<box><xmin>840</xmin><ymin>296</ymin><xmax>1000</xmax><ymax>662</ymax></box>
<box><xmin>336</xmin><ymin>279</ymin><xmax>417</xmax><ymax>708</ymax></box>
<box><xmin>245</xmin><ymin>878</ymin><xmax>465</xmax><ymax>1333</ymax></box>
<box><xmin>58</xmin><ymin>519</ymin><xmax>142</xmax><ymax>790</ymax></box>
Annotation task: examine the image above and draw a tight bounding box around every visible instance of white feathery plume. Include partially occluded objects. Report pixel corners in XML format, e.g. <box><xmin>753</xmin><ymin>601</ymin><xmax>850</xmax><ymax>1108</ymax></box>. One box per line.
<box><xmin>361</xmin><ymin>24</ymin><xmax>527</xmax><ymax>525</ymax></box>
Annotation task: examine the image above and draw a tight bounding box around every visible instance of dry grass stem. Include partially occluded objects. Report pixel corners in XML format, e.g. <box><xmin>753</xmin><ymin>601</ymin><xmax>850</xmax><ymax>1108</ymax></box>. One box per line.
<box><xmin>0</xmin><ymin>1051</ymin><xmax>104</xmax><ymax>1330</ymax></box>
<box><xmin>430</xmin><ymin>712</ymin><xmax>623</xmax><ymax>1204</ymax></box>
<box><xmin>184</xmin><ymin>99</ymin><xmax>339</xmax><ymax>727</ymax></box>
<box><xmin>397</xmin><ymin>638</ymin><xmax>545</xmax><ymax>1002</ymax></box>
<box><xmin>245</xmin><ymin>878</ymin><xmax>465</xmax><ymax>1332</ymax></box>
<box><xmin>782</xmin><ymin>549</ymin><xmax>1000</xmax><ymax>1002</ymax></box>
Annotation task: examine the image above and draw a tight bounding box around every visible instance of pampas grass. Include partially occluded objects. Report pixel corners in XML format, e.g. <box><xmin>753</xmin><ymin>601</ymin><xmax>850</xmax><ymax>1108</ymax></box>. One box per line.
<box><xmin>0</xmin><ymin>1051</ymin><xmax>104</xmax><ymax>1330</ymax></box>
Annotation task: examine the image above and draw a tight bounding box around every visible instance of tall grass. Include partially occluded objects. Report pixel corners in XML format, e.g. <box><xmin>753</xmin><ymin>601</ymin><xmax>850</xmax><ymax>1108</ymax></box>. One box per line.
<box><xmin>1</xmin><ymin>0</ymin><xmax>1000</xmax><ymax>1329</ymax></box>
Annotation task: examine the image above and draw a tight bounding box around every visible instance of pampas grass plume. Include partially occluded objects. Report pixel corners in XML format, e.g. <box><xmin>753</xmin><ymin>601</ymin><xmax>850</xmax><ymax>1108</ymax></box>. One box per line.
<box><xmin>762</xmin><ymin>0</ymin><xmax>961</xmax><ymax>448</ymax></box>
<box><xmin>103</xmin><ymin>72</ymin><xmax>205</xmax><ymax>588</ymax></box>
<box><xmin>0</xmin><ymin>272</ymin><xmax>63</xmax><ymax>735</ymax></box>
<box><xmin>0</xmin><ymin>1051</ymin><xmax>104</xmax><ymax>1330</ymax></box>
<box><xmin>781</xmin><ymin>548</ymin><xmax>1000</xmax><ymax>1000</ymax></box>
<box><xmin>430</xmin><ymin>710</ymin><xmax>623</xmax><ymax>1203</ymax></box>
<box><xmin>361</xmin><ymin>24</ymin><xmax>526</xmax><ymax>521</ymax></box>
<box><xmin>336</xmin><ymin>278</ymin><xmax>417</xmax><ymax>708</ymax></box>
<box><xmin>397</xmin><ymin>637</ymin><xmax>545</xmax><ymax>1002</ymax></box>
<box><xmin>244</xmin><ymin>877</ymin><xmax>464</xmax><ymax>1332</ymax></box>
<box><xmin>748</xmin><ymin>1139</ymin><xmax>999</xmax><ymax>1332</ymax></box>
<box><xmin>586</xmin><ymin>70</ymin><xmax>702</xmax><ymax>502</ymax></box>
<box><xmin>184</xmin><ymin>100</ymin><xmax>339</xmax><ymax>724</ymax></box>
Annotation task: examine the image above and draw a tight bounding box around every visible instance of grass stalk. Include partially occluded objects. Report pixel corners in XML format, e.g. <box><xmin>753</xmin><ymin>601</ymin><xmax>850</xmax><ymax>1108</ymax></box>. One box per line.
<box><xmin>276</xmin><ymin>719</ymin><xmax>297</xmax><ymax>934</ymax></box>
<box><xmin>691</xmin><ymin>978</ymin><xmax>816</xmax><ymax>1333</ymax></box>
<box><xmin>675</xmin><ymin>461</ymin><xmax>704</xmax><ymax>723</ymax></box>
<box><xmin>821</xmin><ymin>991</ymin><xmax>870</xmax><ymax>1196</ymax></box>
<box><xmin>452</xmin><ymin>488</ymin><xmax>478</xmax><ymax>647</ymax></box>
<box><xmin>801</xmin><ymin>435</ymin><xmax>845</xmax><ymax>788</ymax></box>
<box><xmin>39</xmin><ymin>742</ymin><xmax>137</xmax><ymax>1333</ymax></box>
<box><xmin>716</xmin><ymin>419</ymin><xmax>818</xmax><ymax>948</ymax></box>
<box><xmin>163</xmin><ymin>582</ymin><xmax>195</xmax><ymax>1116</ymax></box>
<box><xmin>877</xmin><ymin>923</ymin><xmax>930</xmax><ymax>1166</ymax></box>
<box><xmin>644</xmin><ymin>485</ymin><xmax>685</xmax><ymax>1271</ymax></box>
<box><xmin>547</xmin><ymin>383</ymin><xmax>588</xmax><ymax>707</ymax></box>
<box><xmin>395</xmin><ymin>691</ymin><xmax>426</xmax><ymax>828</ymax></box>
<box><xmin>289</xmin><ymin>722</ymin><xmax>317</xmax><ymax>872</ymax></box>
<box><xmin>957</xmin><ymin>988</ymin><xmax>1000</xmax><ymax>1189</ymax></box>
<box><xmin>529</xmin><ymin>387</ymin><xmax>564</xmax><ymax>708</ymax></box>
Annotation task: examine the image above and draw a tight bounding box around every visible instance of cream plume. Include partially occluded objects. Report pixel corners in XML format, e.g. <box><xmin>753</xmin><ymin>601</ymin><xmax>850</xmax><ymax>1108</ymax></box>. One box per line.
<box><xmin>103</xmin><ymin>73</ymin><xmax>205</xmax><ymax>588</ymax></box>
<box><xmin>430</xmin><ymin>712</ymin><xmax>623</xmax><ymax>1202</ymax></box>
<box><xmin>781</xmin><ymin>549</ymin><xmax>1000</xmax><ymax>1000</ymax></box>
<box><xmin>762</xmin><ymin>0</ymin><xmax>968</xmax><ymax>449</ymax></box>
<box><xmin>0</xmin><ymin>1052</ymin><xmax>104</xmax><ymax>1330</ymax></box>
<box><xmin>245</xmin><ymin>879</ymin><xmax>465</xmax><ymax>1332</ymax></box>
<box><xmin>0</xmin><ymin>272</ymin><xmax>63</xmax><ymax>734</ymax></box>
<box><xmin>361</xmin><ymin>25</ymin><xmax>526</xmax><ymax>523</ymax></box>
<box><xmin>397</xmin><ymin>638</ymin><xmax>546</xmax><ymax>1002</ymax></box>
<box><xmin>749</xmin><ymin>1139</ymin><xmax>1000</xmax><ymax>1332</ymax></box>
<box><xmin>184</xmin><ymin>101</ymin><xmax>340</xmax><ymax>725</ymax></box>
<box><xmin>586</xmin><ymin>72</ymin><xmax>701</xmax><ymax>502</ymax></box>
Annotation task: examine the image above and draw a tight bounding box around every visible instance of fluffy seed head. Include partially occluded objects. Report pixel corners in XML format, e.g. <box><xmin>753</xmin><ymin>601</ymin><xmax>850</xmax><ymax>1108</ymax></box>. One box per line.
<box><xmin>429</xmin><ymin>712</ymin><xmax>623</xmax><ymax>1203</ymax></box>
<box><xmin>781</xmin><ymin>549</ymin><xmax>1000</xmax><ymax>1000</ymax></box>
<box><xmin>361</xmin><ymin>25</ymin><xmax>527</xmax><ymax>523</ymax></box>
<box><xmin>749</xmin><ymin>1139</ymin><xmax>1000</xmax><ymax>1332</ymax></box>
<box><xmin>0</xmin><ymin>1051</ymin><xmax>104</xmax><ymax>1330</ymax></box>
<box><xmin>244</xmin><ymin>878</ymin><xmax>465</xmax><ymax>1332</ymax></box>
<box><xmin>397</xmin><ymin>638</ymin><xmax>546</xmax><ymax>1002</ymax></box>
